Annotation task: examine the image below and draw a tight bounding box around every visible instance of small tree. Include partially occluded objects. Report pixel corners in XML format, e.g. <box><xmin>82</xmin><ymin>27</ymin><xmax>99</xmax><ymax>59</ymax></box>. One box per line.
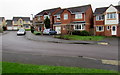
<box><xmin>44</xmin><ymin>17</ymin><xmax>50</xmax><ymax>29</ymax></box>
<box><xmin>31</xmin><ymin>26</ymin><xmax>34</xmax><ymax>33</ymax></box>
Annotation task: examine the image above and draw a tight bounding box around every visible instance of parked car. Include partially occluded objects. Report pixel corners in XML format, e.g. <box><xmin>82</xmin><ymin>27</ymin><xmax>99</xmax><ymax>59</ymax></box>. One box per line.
<box><xmin>17</xmin><ymin>29</ymin><xmax>26</xmax><ymax>35</ymax></box>
<box><xmin>43</xmin><ymin>29</ymin><xmax>57</xmax><ymax>35</ymax></box>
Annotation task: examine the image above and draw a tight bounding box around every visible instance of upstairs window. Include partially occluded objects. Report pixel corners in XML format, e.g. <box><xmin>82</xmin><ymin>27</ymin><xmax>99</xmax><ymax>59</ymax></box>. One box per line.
<box><xmin>64</xmin><ymin>14</ymin><xmax>68</xmax><ymax>20</ymax></box>
<box><xmin>20</xmin><ymin>20</ymin><xmax>23</xmax><ymax>24</ymax></box>
<box><xmin>44</xmin><ymin>15</ymin><xmax>50</xmax><ymax>20</ymax></box>
<box><xmin>38</xmin><ymin>16</ymin><xmax>41</xmax><ymax>21</ymax></box>
<box><xmin>25</xmin><ymin>21</ymin><xmax>29</xmax><ymax>23</ymax></box>
<box><xmin>57</xmin><ymin>15</ymin><xmax>60</xmax><ymax>20</ymax></box>
<box><xmin>14</xmin><ymin>21</ymin><xmax>17</xmax><ymax>24</ymax></box>
<box><xmin>96</xmin><ymin>15</ymin><xmax>104</xmax><ymax>20</ymax></box>
<box><xmin>107</xmin><ymin>13</ymin><xmax>116</xmax><ymax>19</ymax></box>
<box><xmin>75</xmin><ymin>13</ymin><xmax>82</xmax><ymax>19</ymax></box>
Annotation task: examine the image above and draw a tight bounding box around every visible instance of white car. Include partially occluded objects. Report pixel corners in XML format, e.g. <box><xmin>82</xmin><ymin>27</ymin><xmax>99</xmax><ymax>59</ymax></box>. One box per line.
<box><xmin>17</xmin><ymin>29</ymin><xmax>26</xmax><ymax>35</ymax></box>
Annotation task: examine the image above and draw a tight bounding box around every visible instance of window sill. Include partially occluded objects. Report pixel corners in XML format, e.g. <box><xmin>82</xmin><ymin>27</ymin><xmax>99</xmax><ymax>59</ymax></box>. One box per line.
<box><xmin>96</xmin><ymin>31</ymin><xmax>104</xmax><ymax>32</ymax></box>
<box><xmin>75</xmin><ymin>18</ymin><xmax>83</xmax><ymax>20</ymax></box>
<box><xmin>107</xmin><ymin>19</ymin><xmax>116</xmax><ymax>20</ymax></box>
<box><xmin>96</xmin><ymin>20</ymin><xmax>104</xmax><ymax>21</ymax></box>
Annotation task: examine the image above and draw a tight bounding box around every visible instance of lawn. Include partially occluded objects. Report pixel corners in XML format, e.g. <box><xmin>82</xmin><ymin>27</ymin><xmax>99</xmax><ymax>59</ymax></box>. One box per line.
<box><xmin>2</xmin><ymin>62</ymin><xmax>118</xmax><ymax>73</ymax></box>
<box><xmin>33</xmin><ymin>31</ymin><xmax>41</xmax><ymax>35</ymax></box>
<box><xmin>25</xmin><ymin>29</ymin><xmax>31</xmax><ymax>31</ymax></box>
<box><xmin>55</xmin><ymin>35</ymin><xmax>105</xmax><ymax>41</ymax></box>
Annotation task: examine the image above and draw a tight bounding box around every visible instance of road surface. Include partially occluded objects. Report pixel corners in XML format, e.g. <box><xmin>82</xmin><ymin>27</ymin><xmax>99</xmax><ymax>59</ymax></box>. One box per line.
<box><xmin>1</xmin><ymin>31</ymin><xmax>118</xmax><ymax>70</ymax></box>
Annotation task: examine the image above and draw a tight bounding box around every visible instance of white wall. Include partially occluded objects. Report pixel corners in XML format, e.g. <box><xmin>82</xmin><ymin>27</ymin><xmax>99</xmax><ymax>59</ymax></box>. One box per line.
<box><xmin>105</xmin><ymin>6</ymin><xmax>119</xmax><ymax>25</ymax></box>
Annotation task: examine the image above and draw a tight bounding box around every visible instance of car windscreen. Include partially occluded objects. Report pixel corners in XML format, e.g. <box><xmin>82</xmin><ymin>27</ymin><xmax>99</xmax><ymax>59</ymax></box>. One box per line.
<box><xmin>19</xmin><ymin>29</ymin><xmax>24</xmax><ymax>32</ymax></box>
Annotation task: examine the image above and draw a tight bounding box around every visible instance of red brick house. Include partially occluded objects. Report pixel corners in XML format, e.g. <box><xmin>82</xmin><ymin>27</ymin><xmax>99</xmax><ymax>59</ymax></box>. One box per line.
<box><xmin>53</xmin><ymin>4</ymin><xmax>93</xmax><ymax>34</ymax></box>
<box><xmin>34</xmin><ymin>7</ymin><xmax>61</xmax><ymax>31</ymax></box>
<box><xmin>94</xmin><ymin>5</ymin><xmax>120</xmax><ymax>37</ymax></box>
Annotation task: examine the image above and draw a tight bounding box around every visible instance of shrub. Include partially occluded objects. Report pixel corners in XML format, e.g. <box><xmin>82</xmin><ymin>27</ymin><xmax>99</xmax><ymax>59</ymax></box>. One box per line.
<box><xmin>2</xmin><ymin>26</ymin><xmax>6</xmax><ymax>31</ymax></box>
<box><xmin>80</xmin><ymin>30</ymin><xmax>90</xmax><ymax>36</ymax></box>
<box><xmin>31</xmin><ymin>26</ymin><xmax>34</xmax><ymax>33</ymax></box>
<box><xmin>72</xmin><ymin>30</ymin><xmax>81</xmax><ymax>35</ymax></box>
<box><xmin>72</xmin><ymin>30</ymin><xmax>91</xmax><ymax>36</ymax></box>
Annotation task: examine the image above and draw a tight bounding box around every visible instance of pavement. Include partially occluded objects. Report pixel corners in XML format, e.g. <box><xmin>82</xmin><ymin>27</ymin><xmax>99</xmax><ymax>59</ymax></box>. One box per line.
<box><xmin>25</xmin><ymin>31</ymin><xmax>109</xmax><ymax>45</ymax></box>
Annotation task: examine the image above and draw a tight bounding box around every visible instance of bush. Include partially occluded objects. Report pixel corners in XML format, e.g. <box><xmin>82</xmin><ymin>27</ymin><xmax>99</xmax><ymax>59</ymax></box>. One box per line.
<box><xmin>31</xmin><ymin>26</ymin><xmax>34</xmax><ymax>33</ymax></box>
<box><xmin>80</xmin><ymin>30</ymin><xmax>90</xmax><ymax>36</ymax></box>
<box><xmin>72</xmin><ymin>30</ymin><xmax>81</xmax><ymax>35</ymax></box>
<box><xmin>2</xmin><ymin>26</ymin><xmax>6</xmax><ymax>31</ymax></box>
<box><xmin>72</xmin><ymin>30</ymin><xmax>90</xmax><ymax>36</ymax></box>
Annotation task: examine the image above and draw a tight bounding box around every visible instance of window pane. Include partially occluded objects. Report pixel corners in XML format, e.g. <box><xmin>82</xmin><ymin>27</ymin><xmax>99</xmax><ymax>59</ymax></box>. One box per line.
<box><xmin>75</xmin><ymin>14</ymin><xmax>82</xmax><ymax>19</ymax></box>
<box><xmin>64</xmin><ymin>14</ymin><xmax>68</xmax><ymax>20</ymax></box>
<box><xmin>107</xmin><ymin>13</ymin><xmax>116</xmax><ymax>19</ymax></box>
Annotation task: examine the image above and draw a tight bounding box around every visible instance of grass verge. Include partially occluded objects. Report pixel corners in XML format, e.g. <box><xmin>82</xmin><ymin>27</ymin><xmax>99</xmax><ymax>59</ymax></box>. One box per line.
<box><xmin>2</xmin><ymin>62</ymin><xmax>118</xmax><ymax>73</ymax></box>
<box><xmin>54</xmin><ymin>35</ymin><xmax>105</xmax><ymax>41</ymax></box>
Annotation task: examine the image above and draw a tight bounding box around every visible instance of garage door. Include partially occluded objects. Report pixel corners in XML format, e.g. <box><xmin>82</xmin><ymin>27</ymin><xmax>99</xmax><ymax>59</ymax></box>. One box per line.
<box><xmin>7</xmin><ymin>26</ymin><xmax>12</xmax><ymax>30</ymax></box>
<box><xmin>13</xmin><ymin>26</ymin><xmax>18</xmax><ymax>30</ymax></box>
<box><xmin>55</xmin><ymin>27</ymin><xmax>61</xmax><ymax>34</ymax></box>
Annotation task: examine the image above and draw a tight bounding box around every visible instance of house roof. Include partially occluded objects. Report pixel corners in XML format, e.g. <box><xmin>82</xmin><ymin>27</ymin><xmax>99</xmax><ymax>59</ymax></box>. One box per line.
<box><xmin>67</xmin><ymin>4</ymin><xmax>91</xmax><ymax>13</ymax></box>
<box><xmin>54</xmin><ymin>9</ymin><xmax>64</xmax><ymax>15</ymax></box>
<box><xmin>0</xmin><ymin>17</ymin><xmax>5</xmax><ymax>22</ymax></box>
<box><xmin>94</xmin><ymin>7</ymin><xmax>108</xmax><ymax>15</ymax></box>
<box><xmin>13</xmin><ymin>17</ymin><xmax>30</xmax><ymax>21</ymax></box>
<box><xmin>115</xmin><ymin>5</ymin><xmax>120</xmax><ymax>11</ymax></box>
<box><xmin>36</xmin><ymin>7</ymin><xmax>61</xmax><ymax>16</ymax></box>
<box><xmin>6</xmin><ymin>20</ymin><xmax>12</xmax><ymax>26</ymax></box>
<box><xmin>94</xmin><ymin>5</ymin><xmax>120</xmax><ymax>15</ymax></box>
<box><xmin>54</xmin><ymin>4</ymin><xmax>91</xmax><ymax>15</ymax></box>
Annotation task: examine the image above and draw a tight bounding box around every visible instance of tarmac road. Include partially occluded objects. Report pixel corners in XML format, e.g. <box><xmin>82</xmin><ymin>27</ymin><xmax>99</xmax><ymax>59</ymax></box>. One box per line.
<box><xmin>1</xmin><ymin>31</ymin><xmax>119</xmax><ymax>71</ymax></box>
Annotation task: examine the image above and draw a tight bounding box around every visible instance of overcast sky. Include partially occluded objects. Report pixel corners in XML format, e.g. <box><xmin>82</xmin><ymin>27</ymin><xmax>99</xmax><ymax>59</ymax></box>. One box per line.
<box><xmin>0</xmin><ymin>0</ymin><xmax>119</xmax><ymax>20</ymax></box>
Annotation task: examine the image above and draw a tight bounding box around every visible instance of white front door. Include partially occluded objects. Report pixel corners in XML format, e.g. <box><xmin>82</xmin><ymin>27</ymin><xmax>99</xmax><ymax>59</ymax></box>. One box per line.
<box><xmin>111</xmin><ymin>25</ymin><xmax>117</xmax><ymax>35</ymax></box>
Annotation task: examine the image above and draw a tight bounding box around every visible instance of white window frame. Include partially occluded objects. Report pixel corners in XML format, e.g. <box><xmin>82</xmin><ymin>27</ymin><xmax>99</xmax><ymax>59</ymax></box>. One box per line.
<box><xmin>96</xmin><ymin>26</ymin><xmax>104</xmax><ymax>32</ymax></box>
<box><xmin>75</xmin><ymin>13</ymin><xmax>82</xmax><ymax>19</ymax></box>
<box><xmin>107</xmin><ymin>26</ymin><xmax>110</xmax><ymax>30</ymax></box>
<box><xmin>74</xmin><ymin>24</ymin><xmax>85</xmax><ymax>30</ymax></box>
<box><xmin>64</xmin><ymin>14</ymin><xmax>68</xmax><ymax>20</ymax></box>
<box><xmin>107</xmin><ymin>13</ymin><xmax>116</xmax><ymax>19</ymax></box>
<box><xmin>57</xmin><ymin>15</ymin><xmax>60</xmax><ymax>20</ymax></box>
<box><xmin>96</xmin><ymin>15</ymin><xmax>104</xmax><ymax>21</ymax></box>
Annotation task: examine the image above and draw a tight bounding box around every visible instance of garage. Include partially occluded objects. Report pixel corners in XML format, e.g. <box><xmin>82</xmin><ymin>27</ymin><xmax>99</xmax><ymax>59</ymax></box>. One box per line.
<box><xmin>7</xmin><ymin>26</ymin><xmax>12</xmax><ymax>30</ymax></box>
<box><xmin>13</xmin><ymin>26</ymin><xmax>18</xmax><ymax>30</ymax></box>
<box><xmin>55</xmin><ymin>26</ymin><xmax>61</xmax><ymax>34</ymax></box>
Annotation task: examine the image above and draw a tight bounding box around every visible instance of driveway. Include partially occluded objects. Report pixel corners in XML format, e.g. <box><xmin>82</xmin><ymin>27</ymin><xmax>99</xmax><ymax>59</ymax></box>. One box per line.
<box><xmin>2</xmin><ymin>31</ymin><xmax>119</xmax><ymax>70</ymax></box>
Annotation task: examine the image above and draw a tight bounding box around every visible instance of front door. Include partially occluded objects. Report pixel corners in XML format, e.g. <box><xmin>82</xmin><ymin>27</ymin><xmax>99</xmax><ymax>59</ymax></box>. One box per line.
<box><xmin>111</xmin><ymin>25</ymin><xmax>117</xmax><ymax>35</ymax></box>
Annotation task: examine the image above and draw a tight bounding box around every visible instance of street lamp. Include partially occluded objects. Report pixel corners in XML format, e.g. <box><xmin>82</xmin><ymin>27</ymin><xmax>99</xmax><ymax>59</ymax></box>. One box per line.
<box><xmin>31</xmin><ymin>14</ymin><xmax>34</xmax><ymax>26</ymax></box>
<box><xmin>31</xmin><ymin>14</ymin><xmax>34</xmax><ymax>33</ymax></box>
